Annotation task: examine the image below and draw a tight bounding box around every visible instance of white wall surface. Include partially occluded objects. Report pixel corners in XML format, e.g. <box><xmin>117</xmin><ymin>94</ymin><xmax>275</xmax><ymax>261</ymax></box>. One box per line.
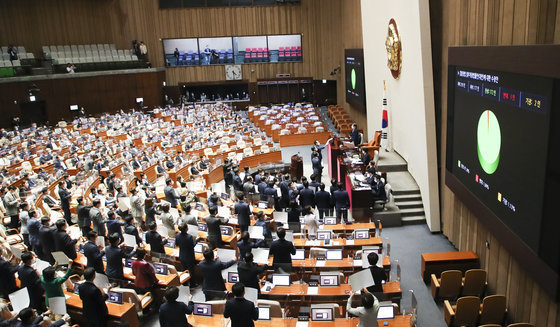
<box><xmin>361</xmin><ymin>0</ymin><xmax>440</xmax><ymax>231</ymax></box>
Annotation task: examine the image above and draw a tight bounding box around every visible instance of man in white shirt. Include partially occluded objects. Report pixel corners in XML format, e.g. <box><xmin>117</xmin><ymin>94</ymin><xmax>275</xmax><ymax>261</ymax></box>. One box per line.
<box><xmin>346</xmin><ymin>291</ymin><xmax>380</xmax><ymax>327</ymax></box>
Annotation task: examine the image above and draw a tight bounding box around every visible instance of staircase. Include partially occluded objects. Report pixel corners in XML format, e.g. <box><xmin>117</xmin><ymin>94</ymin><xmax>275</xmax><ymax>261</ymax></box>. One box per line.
<box><xmin>393</xmin><ymin>189</ymin><xmax>426</xmax><ymax>225</ymax></box>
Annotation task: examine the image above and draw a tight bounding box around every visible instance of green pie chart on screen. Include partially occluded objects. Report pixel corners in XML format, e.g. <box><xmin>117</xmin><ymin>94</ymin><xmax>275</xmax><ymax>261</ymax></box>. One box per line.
<box><xmin>477</xmin><ymin>110</ymin><xmax>501</xmax><ymax>174</ymax></box>
<box><xmin>351</xmin><ymin>69</ymin><xmax>356</xmax><ymax>90</ymax></box>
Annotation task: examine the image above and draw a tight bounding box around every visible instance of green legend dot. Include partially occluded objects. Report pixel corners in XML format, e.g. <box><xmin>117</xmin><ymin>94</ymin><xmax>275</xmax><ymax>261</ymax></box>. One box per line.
<box><xmin>351</xmin><ymin>69</ymin><xmax>356</xmax><ymax>90</ymax></box>
<box><xmin>477</xmin><ymin>110</ymin><xmax>501</xmax><ymax>175</ymax></box>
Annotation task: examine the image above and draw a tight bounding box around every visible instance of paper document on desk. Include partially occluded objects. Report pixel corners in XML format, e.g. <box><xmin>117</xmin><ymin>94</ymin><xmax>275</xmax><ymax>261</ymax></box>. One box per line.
<box><xmin>249</xmin><ymin>226</ymin><xmax>264</xmax><ymax>239</ymax></box>
<box><xmin>9</xmin><ymin>288</ymin><xmax>29</xmax><ymax>313</ymax></box>
<box><xmin>346</xmin><ymin>239</ymin><xmax>355</xmax><ymax>245</ymax></box>
<box><xmin>216</xmin><ymin>248</ymin><xmax>236</xmax><ymax>262</ymax></box>
<box><xmin>124</xmin><ymin>234</ymin><xmax>137</xmax><ymax>247</ymax></box>
<box><xmin>123</xmin><ymin>267</ymin><xmax>132</xmax><ymax>275</ymax></box>
<box><xmin>252</xmin><ymin>248</ymin><xmax>270</xmax><ymax>265</ymax></box>
<box><xmin>118</xmin><ymin>197</ymin><xmax>131</xmax><ymax>211</ymax></box>
<box><xmin>49</xmin><ymin>297</ymin><xmax>67</xmax><ymax>315</ymax></box>
<box><xmin>349</xmin><ymin>269</ymin><xmax>375</xmax><ymax>291</ymax></box>
<box><xmin>178</xmin><ymin>286</ymin><xmax>190</xmax><ymax>304</ymax></box>
<box><xmin>307</xmin><ymin>286</ymin><xmax>318</xmax><ymax>295</ymax></box>
<box><xmin>244</xmin><ymin>287</ymin><xmax>258</xmax><ymax>303</ymax></box>
<box><xmin>295</xmin><ymin>322</ymin><xmax>309</xmax><ymax>327</ymax></box>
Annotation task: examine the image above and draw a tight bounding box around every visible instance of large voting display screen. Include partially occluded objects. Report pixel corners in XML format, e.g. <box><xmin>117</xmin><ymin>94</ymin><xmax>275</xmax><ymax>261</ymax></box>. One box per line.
<box><xmin>344</xmin><ymin>48</ymin><xmax>366</xmax><ymax>112</ymax></box>
<box><xmin>445</xmin><ymin>46</ymin><xmax>560</xmax><ymax>291</ymax></box>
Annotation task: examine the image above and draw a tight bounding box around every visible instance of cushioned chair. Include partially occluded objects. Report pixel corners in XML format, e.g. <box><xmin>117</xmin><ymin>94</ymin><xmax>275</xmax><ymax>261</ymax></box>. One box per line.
<box><xmin>479</xmin><ymin>295</ymin><xmax>507</xmax><ymax>326</ymax></box>
<box><xmin>461</xmin><ymin>269</ymin><xmax>487</xmax><ymax>297</ymax></box>
<box><xmin>432</xmin><ymin>270</ymin><xmax>463</xmax><ymax>300</ymax></box>
<box><xmin>507</xmin><ymin>324</ymin><xmax>534</xmax><ymax>327</ymax></box>
<box><xmin>113</xmin><ymin>287</ymin><xmax>153</xmax><ymax>314</ymax></box>
<box><xmin>309</xmin><ymin>247</ymin><xmax>327</xmax><ymax>259</ymax></box>
<box><xmin>361</xmin><ymin>131</ymin><xmax>382</xmax><ymax>157</ymax></box>
<box><xmin>444</xmin><ymin>296</ymin><xmax>480</xmax><ymax>327</ymax></box>
<box><xmin>256</xmin><ymin>299</ymin><xmax>283</xmax><ymax>318</ymax></box>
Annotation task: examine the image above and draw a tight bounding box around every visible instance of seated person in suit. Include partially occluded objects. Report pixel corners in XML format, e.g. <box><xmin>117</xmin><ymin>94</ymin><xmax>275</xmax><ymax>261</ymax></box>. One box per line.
<box><xmin>238</xmin><ymin>252</ymin><xmax>268</xmax><ymax>291</ymax></box>
<box><xmin>159</xmin><ymin>286</ymin><xmax>195</xmax><ymax>327</ymax></box>
<box><xmin>199</xmin><ymin>249</ymin><xmax>237</xmax><ymax>301</ymax></box>
<box><xmin>269</xmin><ymin>228</ymin><xmax>296</xmax><ymax>273</ymax></box>
<box><xmin>371</xmin><ymin>175</ymin><xmax>387</xmax><ymax>203</ymax></box>
<box><xmin>224</xmin><ymin>282</ymin><xmax>259</xmax><ymax>327</ymax></box>
<box><xmin>15</xmin><ymin>307</ymin><xmax>70</xmax><ymax>327</ymax></box>
<box><xmin>365</xmin><ymin>252</ymin><xmax>387</xmax><ymax>293</ymax></box>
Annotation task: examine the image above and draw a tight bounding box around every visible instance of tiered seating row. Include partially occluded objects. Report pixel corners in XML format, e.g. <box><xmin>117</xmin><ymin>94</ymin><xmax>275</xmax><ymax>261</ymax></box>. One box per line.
<box><xmin>328</xmin><ymin>105</ymin><xmax>355</xmax><ymax>135</ymax></box>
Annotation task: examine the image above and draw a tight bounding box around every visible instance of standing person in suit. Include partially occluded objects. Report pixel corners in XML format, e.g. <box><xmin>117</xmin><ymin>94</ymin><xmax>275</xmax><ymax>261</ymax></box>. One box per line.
<box><xmin>286</xmin><ymin>200</ymin><xmax>302</xmax><ymax>233</ymax></box>
<box><xmin>269</xmin><ymin>228</ymin><xmax>296</xmax><ymax>273</ymax></box>
<box><xmin>164</xmin><ymin>179</ymin><xmax>180</xmax><ymax>208</ymax></box>
<box><xmin>311</xmin><ymin>152</ymin><xmax>323</xmax><ymax>183</ymax></box>
<box><xmin>199</xmin><ymin>249</ymin><xmax>237</xmax><ymax>301</ymax></box>
<box><xmin>90</xmin><ymin>199</ymin><xmax>106</xmax><ymax>237</ymax></box>
<box><xmin>350</xmin><ymin>123</ymin><xmax>361</xmax><ymax>146</ymax></box>
<box><xmin>0</xmin><ymin>256</ymin><xmax>17</xmax><ymax>301</ymax></box>
<box><xmin>145</xmin><ymin>222</ymin><xmax>167</xmax><ymax>255</ymax></box>
<box><xmin>205</xmin><ymin>206</ymin><xmax>228</xmax><ymax>250</ymax></box>
<box><xmin>365</xmin><ymin>252</ymin><xmax>387</xmax><ymax>293</ymax></box>
<box><xmin>130</xmin><ymin>188</ymin><xmax>144</xmax><ymax>227</ymax></box>
<box><xmin>279</xmin><ymin>174</ymin><xmax>290</xmax><ymax>209</ymax></box>
<box><xmin>144</xmin><ymin>198</ymin><xmax>160</xmax><ymax>226</ymax></box>
<box><xmin>237</xmin><ymin>252</ymin><xmax>268</xmax><ymax>291</ymax></box>
<box><xmin>223</xmin><ymin>282</ymin><xmax>259</xmax><ymax>327</ymax></box>
<box><xmin>27</xmin><ymin>210</ymin><xmax>42</xmax><ymax>255</ymax></box>
<box><xmin>232</xmin><ymin>170</ymin><xmax>243</xmax><ymax>192</ymax></box>
<box><xmin>58</xmin><ymin>181</ymin><xmax>72</xmax><ymax>225</ymax></box>
<box><xmin>222</xmin><ymin>159</ymin><xmax>233</xmax><ymax>193</ymax></box>
<box><xmin>105</xmin><ymin>211</ymin><xmax>124</xmax><ymax>242</ymax></box>
<box><xmin>53</xmin><ymin>219</ymin><xmax>77</xmax><ymax>260</ymax></box>
<box><xmin>3</xmin><ymin>185</ymin><xmax>19</xmax><ymax>229</ymax></box>
<box><xmin>313</xmin><ymin>140</ymin><xmax>326</xmax><ymax>162</ymax></box>
<box><xmin>160</xmin><ymin>204</ymin><xmax>176</xmax><ymax>238</ymax></box>
<box><xmin>105</xmin><ymin>233</ymin><xmax>136</xmax><ymax>283</ymax></box>
<box><xmin>237</xmin><ymin>231</ymin><xmax>264</xmax><ymax>261</ymax></box>
<box><xmin>123</xmin><ymin>216</ymin><xmax>142</xmax><ymax>245</ymax></box>
<box><xmin>18</xmin><ymin>252</ymin><xmax>45</xmax><ymax>312</ymax></box>
<box><xmin>263</xmin><ymin>181</ymin><xmax>278</xmax><ymax>210</ymax></box>
<box><xmin>38</xmin><ymin>217</ymin><xmax>55</xmax><ymax>264</ymax></box>
<box><xmin>78</xmin><ymin>267</ymin><xmax>109</xmax><ymax>327</ymax></box>
<box><xmin>83</xmin><ymin>231</ymin><xmax>105</xmax><ymax>274</ymax></box>
<box><xmin>76</xmin><ymin>197</ymin><xmax>93</xmax><ymax>236</ymax></box>
<box><xmin>159</xmin><ymin>286</ymin><xmax>195</xmax><ymax>327</ymax></box>
<box><xmin>175</xmin><ymin>223</ymin><xmax>197</xmax><ymax>282</ymax></box>
<box><xmin>332</xmin><ymin>182</ymin><xmax>350</xmax><ymax>224</ymax></box>
<box><xmin>315</xmin><ymin>183</ymin><xmax>333</xmax><ymax>220</ymax></box>
<box><xmin>234</xmin><ymin>193</ymin><xmax>251</xmax><ymax>233</ymax></box>
<box><xmin>298</xmin><ymin>180</ymin><xmax>315</xmax><ymax>208</ymax></box>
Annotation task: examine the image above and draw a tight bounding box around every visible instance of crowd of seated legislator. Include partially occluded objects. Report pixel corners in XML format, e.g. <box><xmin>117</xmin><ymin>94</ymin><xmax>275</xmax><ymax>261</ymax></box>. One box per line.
<box><xmin>0</xmin><ymin>103</ymin><xmax>406</xmax><ymax>327</ymax></box>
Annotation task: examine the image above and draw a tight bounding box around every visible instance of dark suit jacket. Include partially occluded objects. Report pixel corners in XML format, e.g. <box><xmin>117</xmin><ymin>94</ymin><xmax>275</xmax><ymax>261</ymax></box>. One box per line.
<box><xmin>0</xmin><ymin>257</ymin><xmax>17</xmax><ymax>296</ymax></box>
<box><xmin>350</xmin><ymin>128</ymin><xmax>360</xmax><ymax>146</ymax></box>
<box><xmin>78</xmin><ymin>281</ymin><xmax>108</xmax><ymax>323</ymax></box>
<box><xmin>237</xmin><ymin>261</ymin><xmax>267</xmax><ymax>289</ymax></box>
<box><xmin>159</xmin><ymin>300</ymin><xmax>195</xmax><ymax>327</ymax></box>
<box><xmin>58</xmin><ymin>188</ymin><xmax>71</xmax><ymax>209</ymax></box>
<box><xmin>106</xmin><ymin>219</ymin><xmax>124</xmax><ymax>239</ymax></box>
<box><xmin>83</xmin><ymin>241</ymin><xmax>105</xmax><ymax>273</ymax></box>
<box><xmin>315</xmin><ymin>190</ymin><xmax>332</xmax><ymax>209</ymax></box>
<box><xmin>206</xmin><ymin>215</ymin><xmax>227</xmax><ymax>243</ymax></box>
<box><xmin>332</xmin><ymin>189</ymin><xmax>350</xmax><ymax>210</ymax></box>
<box><xmin>362</xmin><ymin>152</ymin><xmax>371</xmax><ymax>166</ymax></box>
<box><xmin>234</xmin><ymin>201</ymin><xmax>251</xmax><ymax>227</ymax></box>
<box><xmin>269</xmin><ymin>239</ymin><xmax>296</xmax><ymax>265</ymax></box>
<box><xmin>224</xmin><ymin>297</ymin><xmax>259</xmax><ymax>327</ymax></box>
<box><xmin>17</xmin><ymin>265</ymin><xmax>44</xmax><ymax>309</ymax></box>
<box><xmin>372</xmin><ymin>181</ymin><xmax>387</xmax><ymax>201</ymax></box>
<box><xmin>199</xmin><ymin>259</ymin><xmax>235</xmax><ymax>292</ymax></box>
<box><xmin>38</xmin><ymin>225</ymin><xmax>56</xmax><ymax>261</ymax></box>
<box><xmin>366</xmin><ymin>265</ymin><xmax>387</xmax><ymax>293</ymax></box>
<box><xmin>54</xmin><ymin>229</ymin><xmax>77</xmax><ymax>260</ymax></box>
<box><xmin>233</xmin><ymin>175</ymin><xmax>243</xmax><ymax>191</ymax></box>
<box><xmin>146</xmin><ymin>230</ymin><xmax>166</xmax><ymax>254</ymax></box>
<box><xmin>105</xmin><ymin>245</ymin><xmax>135</xmax><ymax>280</ymax></box>
<box><xmin>299</xmin><ymin>188</ymin><xmax>315</xmax><ymax>208</ymax></box>
<box><xmin>175</xmin><ymin>232</ymin><xmax>196</xmax><ymax>269</ymax></box>
<box><xmin>77</xmin><ymin>204</ymin><xmax>93</xmax><ymax>229</ymax></box>
<box><xmin>164</xmin><ymin>185</ymin><xmax>179</xmax><ymax>207</ymax></box>
<box><xmin>124</xmin><ymin>223</ymin><xmax>142</xmax><ymax>244</ymax></box>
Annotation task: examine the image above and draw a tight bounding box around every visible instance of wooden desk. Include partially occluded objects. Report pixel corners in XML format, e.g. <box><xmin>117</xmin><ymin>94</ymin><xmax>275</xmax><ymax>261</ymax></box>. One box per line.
<box><xmin>190</xmin><ymin>316</ymin><xmax>410</xmax><ymax>327</ymax></box>
<box><xmin>247</xmin><ymin>281</ymin><xmax>401</xmax><ymax>299</ymax></box>
<box><xmin>302</xmin><ymin>222</ymin><xmax>376</xmax><ymax>233</ymax></box>
<box><xmin>279</xmin><ymin>131</ymin><xmax>331</xmax><ymax>147</ymax></box>
<box><xmin>64</xmin><ymin>291</ymin><xmax>139</xmax><ymax>327</ymax></box>
<box><xmin>294</xmin><ymin>237</ymin><xmax>382</xmax><ymax>257</ymax></box>
<box><xmin>421</xmin><ymin>251</ymin><xmax>479</xmax><ymax>283</ymax></box>
<box><xmin>289</xmin><ymin>257</ymin><xmax>391</xmax><ymax>270</ymax></box>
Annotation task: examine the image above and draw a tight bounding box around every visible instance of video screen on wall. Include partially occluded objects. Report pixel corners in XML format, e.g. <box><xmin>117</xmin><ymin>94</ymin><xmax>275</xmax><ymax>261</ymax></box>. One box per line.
<box><xmin>448</xmin><ymin>66</ymin><xmax>552</xmax><ymax>253</ymax></box>
<box><xmin>162</xmin><ymin>34</ymin><xmax>302</xmax><ymax>67</ymax></box>
<box><xmin>345</xmin><ymin>49</ymin><xmax>366</xmax><ymax>112</ymax></box>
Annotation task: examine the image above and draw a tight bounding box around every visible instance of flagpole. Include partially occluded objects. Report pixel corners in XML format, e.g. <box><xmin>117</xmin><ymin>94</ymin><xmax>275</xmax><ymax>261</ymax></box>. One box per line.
<box><xmin>381</xmin><ymin>80</ymin><xmax>391</xmax><ymax>151</ymax></box>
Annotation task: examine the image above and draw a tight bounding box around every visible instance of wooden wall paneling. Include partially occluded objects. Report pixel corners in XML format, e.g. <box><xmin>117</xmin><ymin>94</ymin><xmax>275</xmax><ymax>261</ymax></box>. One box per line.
<box><xmin>512</xmin><ymin>0</ymin><xmax>528</xmax><ymax>44</ymax></box>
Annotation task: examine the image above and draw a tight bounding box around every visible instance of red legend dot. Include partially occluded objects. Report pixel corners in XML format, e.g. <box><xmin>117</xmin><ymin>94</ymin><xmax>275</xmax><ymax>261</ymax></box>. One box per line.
<box><xmin>475</xmin><ymin>175</ymin><xmax>479</xmax><ymax>182</ymax></box>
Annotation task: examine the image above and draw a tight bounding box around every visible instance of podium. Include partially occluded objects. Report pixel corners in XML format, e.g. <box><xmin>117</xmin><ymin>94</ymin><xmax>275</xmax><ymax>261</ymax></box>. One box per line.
<box><xmin>290</xmin><ymin>154</ymin><xmax>303</xmax><ymax>180</ymax></box>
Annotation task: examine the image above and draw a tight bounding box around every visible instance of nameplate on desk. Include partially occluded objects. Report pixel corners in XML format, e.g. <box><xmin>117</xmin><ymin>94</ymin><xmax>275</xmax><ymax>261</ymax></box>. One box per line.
<box><xmin>307</xmin><ymin>286</ymin><xmax>318</xmax><ymax>295</ymax></box>
<box><xmin>332</xmin><ymin>241</ymin><xmax>340</xmax><ymax>246</ymax></box>
<box><xmin>308</xmin><ymin>281</ymin><xmax>318</xmax><ymax>287</ymax></box>
<box><xmin>315</xmin><ymin>260</ymin><xmax>326</xmax><ymax>267</ymax></box>
<box><xmin>346</xmin><ymin>239</ymin><xmax>355</xmax><ymax>245</ymax></box>
<box><xmin>305</xmin><ymin>240</ymin><xmax>320</xmax><ymax>246</ymax></box>
<box><xmin>298</xmin><ymin>316</ymin><xmax>309</xmax><ymax>322</ymax></box>
<box><xmin>353</xmin><ymin>260</ymin><xmax>363</xmax><ymax>267</ymax></box>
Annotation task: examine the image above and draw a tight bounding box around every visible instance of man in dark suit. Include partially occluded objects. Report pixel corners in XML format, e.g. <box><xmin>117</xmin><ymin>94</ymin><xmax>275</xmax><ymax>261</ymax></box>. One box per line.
<box><xmin>349</xmin><ymin>123</ymin><xmax>361</xmax><ymax>146</ymax></box>
<box><xmin>279</xmin><ymin>175</ymin><xmax>290</xmax><ymax>209</ymax></box>
<box><xmin>156</xmin><ymin>161</ymin><xmax>166</xmax><ymax>175</ymax></box>
<box><xmin>76</xmin><ymin>197</ymin><xmax>93</xmax><ymax>236</ymax></box>
<box><xmin>199</xmin><ymin>249</ymin><xmax>236</xmax><ymax>301</ymax></box>
<box><xmin>263</xmin><ymin>181</ymin><xmax>278</xmax><ymax>210</ymax></box>
<box><xmin>58</xmin><ymin>181</ymin><xmax>72</xmax><ymax>225</ymax></box>
<box><xmin>269</xmin><ymin>228</ymin><xmax>296</xmax><ymax>273</ymax></box>
<box><xmin>38</xmin><ymin>217</ymin><xmax>56</xmax><ymax>264</ymax></box>
<box><xmin>159</xmin><ymin>286</ymin><xmax>195</xmax><ymax>327</ymax></box>
<box><xmin>298</xmin><ymin>180</ymin><xmax>315</xmax><ymax>208</ymax></box>
<box><xmin>164</xmin><ymin>178</ymin><xmax>180</xmax><ymax>208</ymax></box>
<box><xmin>232</xmin><ymin>170</ymin><xmax>243</xmax><ymax>192</ymax></box>
<box><xmin>83</xmin><ymin>231</ymin><xmax>105</xmax><ymax>273</ymax></box>
<box><xmin>105</xmin><ymin>233</ymin><xmax>136</xmax><ymax>282</ymax></box>
<box><xmin>234</xmin><ymin>194</ymin><xmax>251</xmax><ymax>233</ymax></box>
<box><xmin>365</xmin><ymin>252</ymin><xmax>387</xmax><ymax>293</ymax></box>
<box><xmin>146</xmin><ymin>221</ymin><xmax>167</xmax><ymax>255</ymax></box>
<box><xmin>237</xmin><ymin>252</ymin><xmax>268</xmax><ymax>290</ymax></box>
<box><xmin>206</xmin><ymin>206</ymin><xmax>228</xmax><ymax>249</ymax></box>
<box><xmin>311</xmin><ymin>152</ymin><xmax>323</xmax><ymax>183</ymax></box>
<box><xmin>131</xmin><ymin>156</ymin><xmax>141</xmax><ymax>170</ymax></box>
<box><xmin>0</xmin><ymin>256</ymin><xmax>17</xmax><ymax>301</ymax></box>
<box><xmin>18</xmin><ymin>252</ymin><xmax>45</xmax><ymax>311</ymax></box>
<box><xmin>222</xmin><ymin>159</ymin><xmax>233</xmax><ymax>193</ymax></box>
<box><xmin>315</xmin><ymin>183</ymin><xmax>333</xmax><ymax>220</ymax></box>
<box><xmin>332</xmin><ymin>182</ymin><xmax>350</xmax><ymax>223</ymax></box>
<box><xmin>361</xmin><ymin>147</ymin><xmax>371</xmax><ymax>166</ymax></box>
<box><xmin>224</xmin><ymin>282</ymin><xmax>259</xmax><ymax>327</ymax></box>
<box><xmin>371</xmin><ymin>175</ymin><xmax>387</xmax><ymax>203</ymax></box>
<box><xmin>78</xmin><ymin>267</ymin><xmax>108</xmax><ymax>327</ymax></box>
<box><xmin>53</xmin><ymin>219</ymin><xmax>77</xmax><ymax>260</ymax></box>
<box><xmin>124</xmin><ymin>216</ymin><xmax>142</xmax><ymax>245</ymax></box>
<box><xmin>175</xmin><ymin>223</ymin><xmax>197</xmax><ymax>279</ymax></box>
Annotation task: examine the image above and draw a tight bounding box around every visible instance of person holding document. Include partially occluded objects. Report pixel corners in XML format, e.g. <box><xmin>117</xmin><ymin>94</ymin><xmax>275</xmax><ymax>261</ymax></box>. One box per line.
<box><xmin>346</xmin><ymin>290</ymin><xmax>379</xmax><ymax>327</ymax></box>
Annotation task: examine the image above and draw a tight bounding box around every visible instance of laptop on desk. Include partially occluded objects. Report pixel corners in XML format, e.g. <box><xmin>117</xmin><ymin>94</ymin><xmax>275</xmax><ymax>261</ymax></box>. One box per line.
<box><xmin>272</xmin><ymin>274</ymin><xmax>290</xmax><ymax>286</ymax></box>
<box><xmin>107</xmin><ymin>291</ymin><xmax>123</xmax><ymax>305</ymax></box>
<box><xmin>193</xmin><ymin>303</ymin><xmax>212</xmax><ymax>316</ymax></box>
<box><xmin>311</xmin><ymin>308</ymin><xmax>334</xmax><ymax>321</ymax></box>
<box><xmin>319</xmin><ymin>275</ymin><xmax>339</xmax><ymax>287</ymax></box>
<box><xmin>377</xmin><ymin>305</ymin><xmax>395</xmax><ymax>320</ymax></box>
